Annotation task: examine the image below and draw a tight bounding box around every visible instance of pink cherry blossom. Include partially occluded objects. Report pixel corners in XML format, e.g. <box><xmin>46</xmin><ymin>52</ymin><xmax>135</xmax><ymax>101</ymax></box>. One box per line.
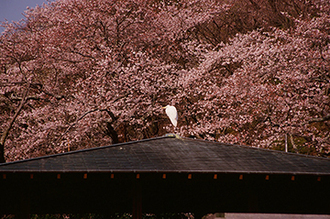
<box><xmin>1</xmin><ymin>0</ymin><xmax>329</xmax><ymax>162</ymax></box>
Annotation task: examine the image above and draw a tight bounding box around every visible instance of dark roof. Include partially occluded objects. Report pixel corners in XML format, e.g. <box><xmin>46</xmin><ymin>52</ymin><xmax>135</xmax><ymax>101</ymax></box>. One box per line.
<box><xmin>0</xmin><ymin>135</ymin><xmax>329</xmax><ymax>175</ymax></box>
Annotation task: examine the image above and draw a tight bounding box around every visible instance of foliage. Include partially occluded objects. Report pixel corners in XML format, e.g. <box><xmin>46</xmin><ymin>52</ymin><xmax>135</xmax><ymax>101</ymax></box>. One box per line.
<box><xmin>0</xmin><ymin>0</ymin><xmax>329</xmax><ymax>162</ymax></box>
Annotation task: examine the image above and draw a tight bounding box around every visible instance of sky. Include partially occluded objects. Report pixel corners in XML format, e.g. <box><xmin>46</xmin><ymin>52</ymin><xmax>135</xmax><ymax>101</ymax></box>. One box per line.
<box><xmin>0</xmin><ymin>0</ymin><xmax>54</xmax><ymax>32</ymax></box>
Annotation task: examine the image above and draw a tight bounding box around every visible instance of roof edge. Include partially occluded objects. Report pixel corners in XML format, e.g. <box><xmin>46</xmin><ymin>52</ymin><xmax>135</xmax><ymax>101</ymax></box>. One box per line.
<box><xmin>0</xmin><ymin>169</ymin><xmax>329</xmax><ymax>176</ymax></box>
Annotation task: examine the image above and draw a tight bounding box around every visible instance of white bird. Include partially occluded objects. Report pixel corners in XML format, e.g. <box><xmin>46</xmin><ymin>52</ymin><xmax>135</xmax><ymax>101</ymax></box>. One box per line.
<box><xmin>162</xmin><ymin>105</ymin><xmax>178</xmax><ymax>127</ymax></box>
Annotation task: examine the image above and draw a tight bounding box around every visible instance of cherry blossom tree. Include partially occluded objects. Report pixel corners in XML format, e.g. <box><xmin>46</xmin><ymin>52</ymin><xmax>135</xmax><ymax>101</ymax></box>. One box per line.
<box><xmin>177</xmin><ymin>12</ymin><xmax>330</xmax><ymax>154</ymax></box>
<box><xmin>1</xmin><ymin>0</ymin><xmax>329</xmax><ymax>162</ymax></box>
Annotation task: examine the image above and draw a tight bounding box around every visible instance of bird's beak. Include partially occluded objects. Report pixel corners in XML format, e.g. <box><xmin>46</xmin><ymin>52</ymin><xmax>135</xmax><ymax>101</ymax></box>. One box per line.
<box><xmin>162</xmin><ymin>106</ymin><xmax>166</xmax><ymax>109</ymax></box>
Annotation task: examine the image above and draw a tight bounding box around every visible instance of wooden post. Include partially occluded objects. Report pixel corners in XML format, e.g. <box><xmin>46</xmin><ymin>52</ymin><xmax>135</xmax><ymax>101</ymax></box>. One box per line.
<box><xmin>132</xmin><ymin>181</ymin><xmax>142</xmax><ymax>219</ymax></box>
<box><xmin>16</xmin><ymin>189</ymin><xmax>30</xmax><ymax>219</ymax></box>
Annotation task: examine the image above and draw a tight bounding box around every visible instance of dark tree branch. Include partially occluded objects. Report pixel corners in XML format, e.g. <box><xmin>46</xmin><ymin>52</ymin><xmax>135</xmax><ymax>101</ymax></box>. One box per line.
<box><xmin>40</xmin><ymin>89</ymin><xmax>66</xmax><ymax>100</ymax></box>
<box><xmin>0</xmin><ymin>85</ymin><xmax>30</xmax><ymax>163</ymax></box>
<box><xmin>308</xmin><ymin>115</ymin><xmax>330</xmax><ymax>123</ymax></box>
<box><xmin>8</xmin><ymin>95</ymin><xmax>41</xmax><ymax>102</ymax></box>
<box><xmin>99</xmin><ymin>108</ymin><xmax>117</xmax><ymax>122</ymax></box>
<box><xmin>57</xmin><ymin>108</ymin><xmax>117</xmax><ymax>144</ymax></box>
<box><xmin>58</xmin><ymin>108</ymin><xmax>99</xmax><ymax>143</ymax></box>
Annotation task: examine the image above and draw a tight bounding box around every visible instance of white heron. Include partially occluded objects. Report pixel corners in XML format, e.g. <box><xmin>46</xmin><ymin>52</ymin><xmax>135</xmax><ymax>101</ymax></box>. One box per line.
<box><xmin>162</xmin><ymin>105</ymin><xmax>178</xmax><ymax>127</ymax></box>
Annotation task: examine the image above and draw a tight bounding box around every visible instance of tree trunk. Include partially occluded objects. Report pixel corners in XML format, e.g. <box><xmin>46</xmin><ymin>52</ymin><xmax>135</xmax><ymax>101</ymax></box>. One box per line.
<box><xmin>0</xmin><ymin>143</ymin><xmax>5</xmax><ymax>163</ymax></box>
